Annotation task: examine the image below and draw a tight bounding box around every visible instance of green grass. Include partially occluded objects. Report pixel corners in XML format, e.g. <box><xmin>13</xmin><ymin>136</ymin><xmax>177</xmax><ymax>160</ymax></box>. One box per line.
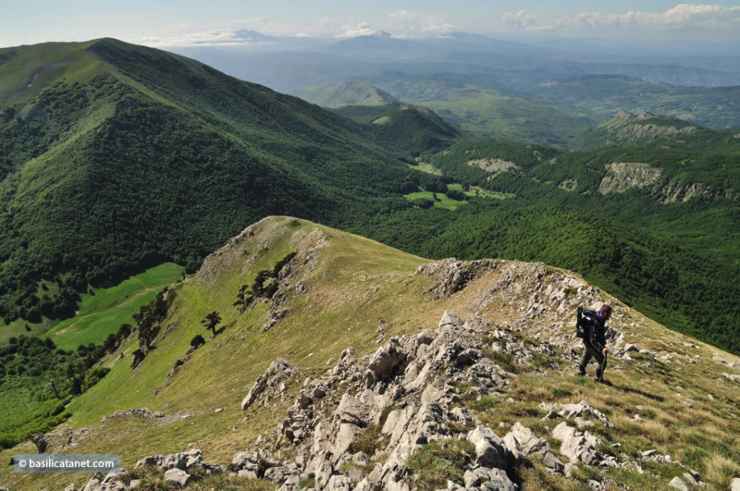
<box><xmin>447</xmin><ymin>183</ymin><xmax>514</xmax><ymax>200</ymax></box>
<box><xmin>407</xmin><ymin>162</ymin><xmax>443</xmax><ymax>176</ymax></box>
<box><xmin>404</xmin><ymin>191</ymin><xmax>466</xmax><ymax>210</ymax></box>
<box><xmin>45</xmin><ymin>263</ymin><xmax>184</xmax><ymax>350</ymax></box>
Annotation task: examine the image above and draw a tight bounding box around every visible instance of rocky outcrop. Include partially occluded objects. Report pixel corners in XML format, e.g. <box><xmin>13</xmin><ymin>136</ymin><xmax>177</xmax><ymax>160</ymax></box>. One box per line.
<box><xmin>541</xmin><ymin>400</ymin><xmax>613</xmax><ymax>428</ymax></box>
<box><xmin>466</xmin><ymin>158</ymin><xmax>520</xmax><ymax>176</ymax></box>
<box><xmin>417</xmin><ymin>259</ymin><xmax>498</xmax><ymax>299</ymax></box>
<box><xmin>503</xmin><ymin>422</ymin><xmax>564</xmax><ymax>474</ymax></box>
<box><xmin>226</xmin><ymin>311</ymin><xmax>529</xmax><ymax>490</ymax></box>
<box><xmin>598</xmin><ymin>162</ymin><xmax>662</xmax><ymax>195</ymax></box>
<box><xmin>78</xmin><ymin>449</ymin><xmax>223</xmax><ymax>490</ymax></box>
<box><xmin>241</xmin><ymin>359</ymin><xmax>295</xmax><ymax>411</ymax></box>
<box><xmin>552</xmin><ymin>422</ymin><xmax>617</xmax><ymax>467</ymax></box>
<box><xmin>658</xmin><ymin>179</ymin><xmax>737</xmax><ymax>204</ymax></box>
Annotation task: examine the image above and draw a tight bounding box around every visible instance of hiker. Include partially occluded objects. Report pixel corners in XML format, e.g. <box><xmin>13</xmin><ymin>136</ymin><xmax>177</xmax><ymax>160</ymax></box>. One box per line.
<box><xmin>576</xmin><ymin>304</ymin><xmax>612</xmax><ymax>382</ymax></box>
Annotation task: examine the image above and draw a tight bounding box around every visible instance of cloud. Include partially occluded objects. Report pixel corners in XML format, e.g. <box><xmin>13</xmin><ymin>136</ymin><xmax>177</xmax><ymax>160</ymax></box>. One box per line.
<box><xmin>335</xmin><ymin>22</ymin><xmax>390</xmax><ymax>39</ymax></box>
<box><xmin>386</xmin><ymin>10</ymin><xmax>456</xmax><ymax>37</ymax></box>
<box><xmin>501</xmin><ymin>10</ymin><xmax>539</xmax><ymax>30</ymax></box>
<box><xmin>143</xmin><ymin>28</ymin><xmax>278</xmax><ymax>48</ymax></box>
<box><xmin>503</xmin><ymin>3</ymin><xmax>740</xmax><ymax>34</ymax></box>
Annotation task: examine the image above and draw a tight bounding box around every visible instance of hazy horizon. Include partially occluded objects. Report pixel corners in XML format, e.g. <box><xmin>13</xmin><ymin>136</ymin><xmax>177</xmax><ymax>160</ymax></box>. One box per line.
<box><xmin>3</xmin><ymin>1</ymin><xmax>740</xmax><ymax>56</ymax></box>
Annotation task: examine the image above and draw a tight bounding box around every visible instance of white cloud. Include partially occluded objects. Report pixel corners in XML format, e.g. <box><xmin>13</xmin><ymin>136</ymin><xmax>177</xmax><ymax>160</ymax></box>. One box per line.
<box><xmin>386</xmin><ymin>10</ymin><xmax>456</xmax><ymax>37</ymax></box>
<box><xmin>335</xmin><ymin>22</ymin><xmax>390</xmax><ymax>39</ymax></box>
<box><xmin>503</xmin><ymin>3</ymin><xmax>740</xmax><ymax>35</ymax></box>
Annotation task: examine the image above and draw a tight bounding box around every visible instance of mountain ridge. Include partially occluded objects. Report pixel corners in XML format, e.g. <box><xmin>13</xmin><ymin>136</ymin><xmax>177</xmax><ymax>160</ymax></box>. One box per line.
<box><xmin>0</xmin><ymin>38</ymin><xmax>416</xmax><ymax>324</ymax></box>
<box><xmin>1</xmin><ymin>216</ymin><xmax>737</xmax><ymax>490</ymax></box>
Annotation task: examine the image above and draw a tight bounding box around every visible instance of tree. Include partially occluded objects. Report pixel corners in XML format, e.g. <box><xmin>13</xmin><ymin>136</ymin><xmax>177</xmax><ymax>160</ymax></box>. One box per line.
<box><xmin>445</xmin><ymin>189</ymin><xmax>466</xmax><ymax>201</ymax></box>
<box><xmin>399</xmin><ymin>181</ymin><xmax>418</xmax><ymax>194</ymax></box>
<box><xmin>202</xmin><ymin>311</ymin><xmax>222</xmax><ymax>337</ymax></box>
<box><xmin>31</xmin><ymin>433</ymin><xmax>48</xmax><ymax>454</ymax></box>
<box><xmin>233</xmin><ymin>285</ymin><xmax>254</xmax><ymax>314</ymax></box>
<box><xmin>189</xmin><ymin>334</ymin><xmax>206</xmax><ymax>352</ymax></box>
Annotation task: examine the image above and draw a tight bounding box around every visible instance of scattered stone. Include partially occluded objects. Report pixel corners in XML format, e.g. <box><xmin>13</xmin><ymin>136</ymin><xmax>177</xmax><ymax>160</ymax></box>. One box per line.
<box><xmin>541</xmin><ymin>400</ymin><xmax>612</xmax><ymax>428</ymax></box>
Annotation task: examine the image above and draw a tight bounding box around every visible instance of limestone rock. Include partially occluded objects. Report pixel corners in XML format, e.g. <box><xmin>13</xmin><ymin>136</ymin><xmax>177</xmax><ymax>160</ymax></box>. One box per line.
<box><xmin>366</xmin><ymin>338</ymin><xmax>407</xmax><ymax>384</ymax></box>
<box><xmin>163</xmin><ymin>468</ymin><xmax>190</xmax><ymax>487</ymax></box>
<box><xmin>241</xmin><ymin>359</ymin><xmax>295</xmax><ymax>410</ymax></box>
<box><xmin>503</xmin><ymin>422</ymin><xmax>547</xmax><ymax>457</ymax></box>
<box><xmin>467</xmin><ymin>426</ymin><xmax>514</xmax><ymax>470</ymax></box>
<box><xmin>669</xmin><ymin>476</ymin><xmax>689</xmax><ymax>491</ymax></box>
<box><xmin>552</xmin><ymin>422</ymin><xmax>613</xmax><ymax>467</ymax></box>
<box><xmin>464</xmin><ymin>467</ymin><xmax>517</xmax><ymax>490</ymax></box>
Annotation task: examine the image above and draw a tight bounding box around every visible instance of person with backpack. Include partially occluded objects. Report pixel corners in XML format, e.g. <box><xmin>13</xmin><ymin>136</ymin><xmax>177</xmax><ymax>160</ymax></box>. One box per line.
<box><xmin>576</xmin><ymin>304</ymin><xmax>612</xmax><ymax>382</ymax></box>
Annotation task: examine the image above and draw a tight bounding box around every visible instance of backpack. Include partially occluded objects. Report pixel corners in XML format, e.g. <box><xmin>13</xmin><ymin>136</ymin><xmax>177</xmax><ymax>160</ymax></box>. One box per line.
<box><xmin>575</xmin><ymin>307</ymin><xmax>585</xmax><ymax>338</ymax></box>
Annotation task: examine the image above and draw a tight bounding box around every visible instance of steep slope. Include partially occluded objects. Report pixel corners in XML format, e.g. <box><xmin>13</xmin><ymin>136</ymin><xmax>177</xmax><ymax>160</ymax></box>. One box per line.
<box><xmin>0</xmin><ymin>38</ymin><xmax>413</xmax><ymax>324</ymax></box>
<box><xmin>0</xmin><ymin>217</ymin><xmax>737</xmax><ymax>490</ymax></box>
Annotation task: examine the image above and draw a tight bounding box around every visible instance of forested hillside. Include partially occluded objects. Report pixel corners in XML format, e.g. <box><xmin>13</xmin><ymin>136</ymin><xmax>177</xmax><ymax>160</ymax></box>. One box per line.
<box><xmin>0</xmin><ymin>39</ymin><xmax>413</xmax><ymax>324</ymax></box>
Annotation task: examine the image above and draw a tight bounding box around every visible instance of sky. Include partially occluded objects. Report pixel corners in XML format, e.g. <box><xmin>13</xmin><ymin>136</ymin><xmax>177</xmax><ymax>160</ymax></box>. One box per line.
<box><xmin>2</xmin><ymin>1</ymin><xmax>740</xmax><ymax>48</ymax></box>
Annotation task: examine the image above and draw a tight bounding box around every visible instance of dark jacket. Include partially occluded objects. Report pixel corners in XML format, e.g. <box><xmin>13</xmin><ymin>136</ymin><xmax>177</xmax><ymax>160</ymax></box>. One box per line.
<box><xmin>579</xmin><ymin>309</ymin><xmax>607</xmax><ymax>346</ymax></box>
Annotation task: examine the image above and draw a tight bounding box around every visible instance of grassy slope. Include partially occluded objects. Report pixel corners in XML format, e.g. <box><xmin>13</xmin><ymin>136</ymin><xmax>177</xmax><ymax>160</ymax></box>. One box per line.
<box><xmin>0</xmin><ymin>217</ymin><xmax>737</xmax><ymax>490</ymax></box>
<box><xmin>0</xmin><ymin>263</ymin><xmax>183</xmax><ymax>450</ymax></box>
<box><xmin>46</xmin><ymin>263</ymin><xmax>184</xmax><ymax>350</ymax></box>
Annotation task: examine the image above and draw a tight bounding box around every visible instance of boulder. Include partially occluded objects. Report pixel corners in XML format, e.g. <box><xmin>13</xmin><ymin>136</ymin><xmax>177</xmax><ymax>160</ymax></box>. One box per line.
<box><xmin>163</xmin><ymin>468</ymin><xmax>190</xmax><ymax>487</ymax></box>
<box><xmin>439</xmin><ymin>311</ymin><xmax>463</xmax><ymax>330</ymax></box>
<box><xmin>467</xmin><ymin>426</ymin><xmax>514</xmax><ymax>470</ymax></box>
<box><xmin>241</xmin><ymin>359</ymin><xmax>295</xmax><ymax>410</ymax></box>
<box><xmin>366</xmin><ymin>339</ymin><xmax>407</xmax><ymax>383</ymax></box>
<box><xmin>552</xmin><ymin>422</ymin><xmax>602</xmax><ymax>466</ymax></box>
<box><xmin>730</xmin><ymin>477</ymin><xmax>740</xmax><ymax>491</ymax></box>
<box><xmin>325</xmin><ymin>474</ymin><xmax>354</xmax><ymax>490</ymax></box>
<box><xmin>503</xmin><ymin>422</ymin><xmax>547</xmax><ymax>457</ymax></box>
<box><xmin>669</xmin><ymin>476</ymin><xmax>689</xmax><ymax>491</ymax></box>
<box><xmin>464</xmin><ymin>467</ymin><xmax>517</xmax><ymax>490</ymax></box>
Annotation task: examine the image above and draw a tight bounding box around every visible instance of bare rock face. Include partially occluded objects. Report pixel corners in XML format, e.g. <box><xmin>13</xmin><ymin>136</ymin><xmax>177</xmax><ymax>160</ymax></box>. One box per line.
<box><xmin>241</xmin><ymin>359</ymin><xmax>295</xmax><ymax>411</ymax></box>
